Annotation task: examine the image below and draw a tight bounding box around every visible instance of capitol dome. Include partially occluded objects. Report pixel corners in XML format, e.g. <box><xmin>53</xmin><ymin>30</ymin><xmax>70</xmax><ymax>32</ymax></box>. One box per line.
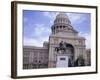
<box><xmin>51</xmin><ymin>12</ymin><xmax>74</xmax><ymax>34</ymax></box>
<box><xmin>54</xmin><ymin>12</ymin><xmax>71</xmax><ymax>25</ymax></box>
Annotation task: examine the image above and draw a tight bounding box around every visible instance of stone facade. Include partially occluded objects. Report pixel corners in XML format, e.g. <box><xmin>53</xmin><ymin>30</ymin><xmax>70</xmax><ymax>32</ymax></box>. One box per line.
<box><xmin>23</xmin><ymin>46</ymin><xmax>49</xmax><ymax>69</ymax></box>
<box><xmin>86</xmin><ymin>49</ymin><xmax>91</xmax><ymax>66</ymax></box>
<box><xmin>23</xmin><ymin>13</ymin><xmax>90</xmax><ymax>69</ymax></box>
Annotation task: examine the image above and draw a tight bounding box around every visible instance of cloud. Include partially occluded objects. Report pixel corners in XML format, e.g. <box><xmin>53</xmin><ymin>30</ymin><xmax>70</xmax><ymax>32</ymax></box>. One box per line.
<box><xmin>79</xmin><ymin>32</ymin><xmax>91</xmax><ymax>49</ymax></box>
<box><xmin>67</xmin><ymin>13</ymin><xmax>86</xmax><ymax>25</ymax></box>
<box><xmin>67</xmin><ymin>13</ymin><xmax>90</xmax><ymax>36</ymax></box>
<box><xmin>33</xmin><ymin>24</ymin><xmax>51</xmax><ymax>38</ymax></box>
<box><xmin>43</xmin><ymin>12</ymin><xmax>58</xmax><ymax>24</ymax></box>
<box><xmin>24</xmin><ymin>23</ymin><xmax>50</xmax><ymax>47</ymax></box>
<box><xmin>24</xmin><ymin>37</ymin><xmax>48</xmax><ymax>47</ymax></box>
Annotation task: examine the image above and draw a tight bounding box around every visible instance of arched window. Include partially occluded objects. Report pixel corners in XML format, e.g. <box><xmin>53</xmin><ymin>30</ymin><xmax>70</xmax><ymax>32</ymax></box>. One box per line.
<box><xmin>63</xmin><ymin>26</ymin><xmax>65</xmax><ymax>28</ymax></box>
<box><xmin>60</xmin><ymin>26</ymin><xmax>62</xmax><ymax>28</ymax></box>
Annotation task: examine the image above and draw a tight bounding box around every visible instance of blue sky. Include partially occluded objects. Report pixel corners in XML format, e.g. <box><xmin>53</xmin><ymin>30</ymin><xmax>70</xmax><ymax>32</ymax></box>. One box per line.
<box><xmin>23</xmin><ymin>10</ymin><xmax>91</xmax><ymax>49</ymax></box>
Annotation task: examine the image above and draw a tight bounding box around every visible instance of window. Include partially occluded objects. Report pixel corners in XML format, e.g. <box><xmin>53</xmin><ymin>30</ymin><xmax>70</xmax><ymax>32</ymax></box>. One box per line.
<box><xmin>60</xmin><ymin>26</ymin><xmax>62</xmax><ymax>28</ymax></box>
<box><xmin>63</xmin><ymin>26</ymin><xmax>65</xmax><ymax>28</ymax></box>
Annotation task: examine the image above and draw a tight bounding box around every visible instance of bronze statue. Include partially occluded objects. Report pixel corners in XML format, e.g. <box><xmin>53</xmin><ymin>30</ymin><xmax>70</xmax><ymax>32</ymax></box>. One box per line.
<box><xmin>55</xmin><ymin>41</ymin><xmax>66</xmax><ymax>53</ymax></box>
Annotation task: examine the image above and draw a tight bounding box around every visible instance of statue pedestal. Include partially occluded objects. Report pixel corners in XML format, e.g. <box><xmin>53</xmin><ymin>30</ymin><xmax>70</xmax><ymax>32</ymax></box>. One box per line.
<box><xmin>56</xmin><ymin>55</ymin><xmax>69</xmax><ymax>67</ymax></box>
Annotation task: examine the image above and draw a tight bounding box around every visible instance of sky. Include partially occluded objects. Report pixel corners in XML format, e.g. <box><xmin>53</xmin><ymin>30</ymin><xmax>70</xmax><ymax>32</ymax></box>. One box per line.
<box><xmin>23</xmin><ymin>10</ymin><xmax>91</xmax><ymax>49</ymax></box>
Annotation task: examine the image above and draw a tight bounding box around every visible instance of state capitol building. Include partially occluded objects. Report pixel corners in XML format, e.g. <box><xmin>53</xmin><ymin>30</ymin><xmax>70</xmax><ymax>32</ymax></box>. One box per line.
<box><xmin>23</xmin><ymin>13</ymin><xmax>91</xmax><ymax>69</ymax></box>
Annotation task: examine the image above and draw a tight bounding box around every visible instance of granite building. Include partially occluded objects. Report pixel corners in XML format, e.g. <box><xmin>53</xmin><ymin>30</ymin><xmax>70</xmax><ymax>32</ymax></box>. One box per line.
<box><xmin>23</xmin><ymin>13</ymin><xmax>90</xmax><ymax>69</ymax></box>
<box><xmin>23</xmin><ymin>42</ymin><xmax>49</xmax><ymax>69</ymax></box>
